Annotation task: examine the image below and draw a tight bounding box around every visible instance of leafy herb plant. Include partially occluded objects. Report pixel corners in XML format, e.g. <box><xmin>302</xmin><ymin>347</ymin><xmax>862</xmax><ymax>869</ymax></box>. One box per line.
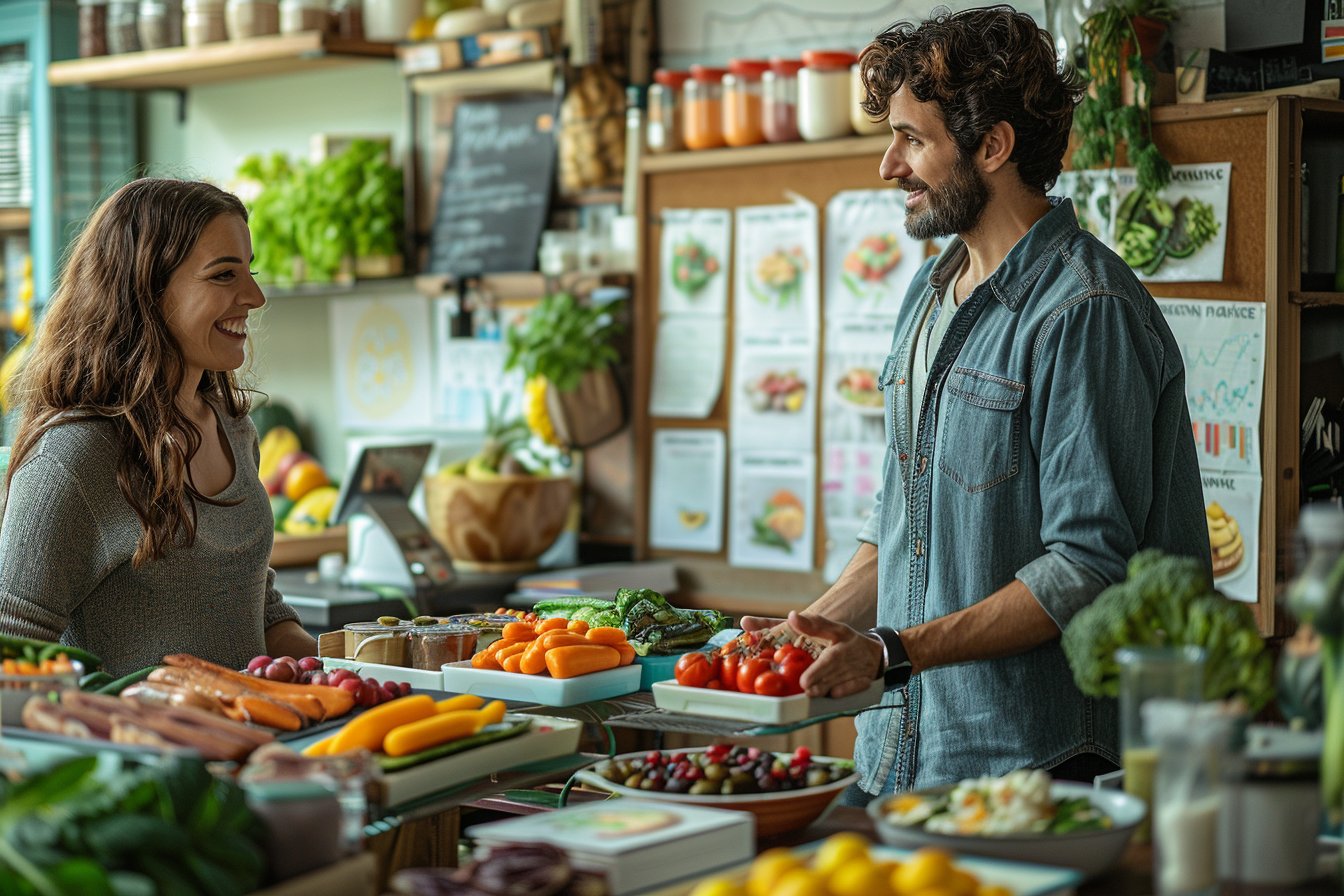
<box><xmin>503</xmin><ymin>292</ymin><xmax>625</xmax><ymax>392</ymax></box>
<box><xmin>1071</xmin><ymin>0</ymin><xmax>1178</xmax><ymax>194</ymax></box>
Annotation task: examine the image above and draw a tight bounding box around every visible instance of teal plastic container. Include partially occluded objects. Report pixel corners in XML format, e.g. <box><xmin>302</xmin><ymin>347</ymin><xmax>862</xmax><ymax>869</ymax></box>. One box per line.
<box><xmin>634</xmin><ymin>653</ymin><xmax>684</xmax><ymax>691</ymax></box>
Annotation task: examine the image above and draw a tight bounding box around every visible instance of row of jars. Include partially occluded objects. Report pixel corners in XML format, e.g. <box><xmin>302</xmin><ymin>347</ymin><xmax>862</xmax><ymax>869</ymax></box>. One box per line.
<box><xmin>78</xmin><ymin>0</ymin><xmax>348</xmax><ymax>56</ymax></box>
<box><xmin>646</xmin><ymin>52</ymin><xmax>887</xmax><ymax>153</ymax></box>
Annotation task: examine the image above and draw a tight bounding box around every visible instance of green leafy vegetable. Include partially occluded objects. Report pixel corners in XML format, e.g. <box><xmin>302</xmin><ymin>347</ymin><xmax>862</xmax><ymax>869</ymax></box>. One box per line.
<box><xmin>1061</xmin><ymin>549</ymin><xmax>1274</xmax><ymax>710</ymax></box>
<box><xmin>503</xmin><ymin>292</ymin><xmax>625</xmax><ymax>392</ymax></box>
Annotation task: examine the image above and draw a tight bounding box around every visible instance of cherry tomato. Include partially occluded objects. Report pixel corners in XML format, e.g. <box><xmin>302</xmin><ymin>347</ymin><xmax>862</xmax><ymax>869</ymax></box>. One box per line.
<box><xmin>753</xmin><ymin>670</ymin><xmax>789</xmax><ymax>696</ymax></box>
<box><xmin>674</xmin><ymin>652</ymin><xmax>716</xmax><ymax>688</ymax></box>
<box><xmin>773</xmin><ymin>643</ymin><xmax>802</xmax><ymax>664</ymax></box>
<box><xmin>777</xmin><ymin>656</ymin><xmax>811</xmax><ymax>695</ymax></box>
<box><xmin>736</xmin><ymin>657</ymin><xmax>772</xmax><ymax>694</ymax></box>
<box><xmin>719</xmin><ymin>653</ymin><xmax>741</xmax><ymax>691</ymax></box>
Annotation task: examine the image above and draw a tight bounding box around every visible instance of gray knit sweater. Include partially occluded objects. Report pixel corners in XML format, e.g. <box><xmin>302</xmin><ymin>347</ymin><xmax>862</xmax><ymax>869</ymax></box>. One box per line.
<box><xmin>0</xmin><ymin>405</ymin><xmax>300</xmax><ymax>677</ymax></box>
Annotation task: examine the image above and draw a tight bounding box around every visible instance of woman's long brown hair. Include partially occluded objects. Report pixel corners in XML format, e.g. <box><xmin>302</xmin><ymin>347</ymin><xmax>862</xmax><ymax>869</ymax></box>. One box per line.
<box><xmin>5</xmin><ymin>178</ymin><xmax>254</xmax><ymax>567</ymax></box>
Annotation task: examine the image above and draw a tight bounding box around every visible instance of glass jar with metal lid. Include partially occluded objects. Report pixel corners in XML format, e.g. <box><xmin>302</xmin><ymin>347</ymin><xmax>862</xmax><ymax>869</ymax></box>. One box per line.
<box><xmin>683</xmin><ymin>65</ymin><xmax>727</xmax><ymax>151</ymax></box>
<box><xmin>646</xmin><ymin>68</ymin><xmax>689</xmax><ymax>154</ymax></box>
<box><xmin>798</xmin><ymin>49</ymin><xmax>858</xmax><ymax>141</ymax></box>
<box><xmin>762</xmin><ymin>57</ymin><xmax>803</xmax><ymax>144</ymax></box>
<box><xmin>722</xmin><ymin>57</ymin><xmax>769</xmax><ymax>147</ymax></box>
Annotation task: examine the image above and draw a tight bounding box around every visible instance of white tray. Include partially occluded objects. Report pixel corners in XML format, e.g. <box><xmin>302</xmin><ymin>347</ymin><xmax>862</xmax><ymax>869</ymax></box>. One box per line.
<box><xmin>378</xmin><ymin>714</ymin><xmax>582</xmax><ymax>807</ymax></box>
<box><xmin>440</xmin><ymin>661</ymin><xmax>641</xmax><ymax>707</ymax></box>
<box><xmin>321</xmin><ymin>657</ymin><xmax>444</xmax><ymax>691</ymax></box>
<box><xmin>650</xmin><ymin>678</ymin><xmax>885</xmax><ymax>724</ymax></box>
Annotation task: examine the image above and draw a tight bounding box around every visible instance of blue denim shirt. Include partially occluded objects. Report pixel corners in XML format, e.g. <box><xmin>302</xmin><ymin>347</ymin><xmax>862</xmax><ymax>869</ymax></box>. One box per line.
<box><xmin>853</xmin><ymin>198</ymin><xmax>1210</xmax><ymax>794</ymax></box>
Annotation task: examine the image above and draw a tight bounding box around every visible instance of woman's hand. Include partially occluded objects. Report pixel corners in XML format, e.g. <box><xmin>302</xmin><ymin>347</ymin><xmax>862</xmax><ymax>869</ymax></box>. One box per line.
<box><xmin>788</xmin><ymin>611</ymin><xmax>883</xmax><ymax>699</ymax></box>
<box><xmin>265</xmin><ymin>619</ymin><xmax>317</xmax><ymax>660</ymax></box>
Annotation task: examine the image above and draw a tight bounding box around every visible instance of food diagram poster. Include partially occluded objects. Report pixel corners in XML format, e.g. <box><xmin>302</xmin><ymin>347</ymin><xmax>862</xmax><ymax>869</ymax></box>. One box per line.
<box><xmin>733</xmin><ymin>202</ymin><xmax>819</xmax><ymax>334</ymax></box>
<box><xmin>330</xmin><ymin>295</ymin><xmax>434</xmax><ymax>431</ymax></box>
<box><xmin>650</xmin><ymin>208</ymin><xmax>731</xmax><ymax>419</ymax></box>
<box><xmin>824</xmin><ymin>189</ymin><xmax>926</xmax><ymax>320</ymax></box>
<box><xmin>729</xmin><ymin>451</ymin><xmax>816</xmax><ymax>572</ymax></box>
<box><xmin>731</xmin><ymin>332</ymin><xmax>817</xmax><ymax>452</ymax></box>
<box><xmin>1059</xmin><ymin>163</ymin><xmax>1231</xmax><ymax>283</ymax></box>
<box><xmin>659</xmin><ymin>208</ymin><xmax>730</xmax><ymax>315</ymax></box>
<box><xmin>1157</xmin><ymin>298</ymin><xmax>1266</xmax><ymax>602</ymax></box>
<box><xmin>431</xmin><ymin>298</ymin><xmax>523</xmax><ymax>430</ymax></box>
<box><xmin>649</xmin><ymin>428</ymin><xmax>726</xmax><ymax>553</ymax></box>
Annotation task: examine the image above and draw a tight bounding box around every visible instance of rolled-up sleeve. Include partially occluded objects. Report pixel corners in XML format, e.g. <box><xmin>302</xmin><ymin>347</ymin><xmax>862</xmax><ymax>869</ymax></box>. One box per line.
<box><xmin>262</xmin><ymin>566</ymin><xmax>301</xmax><ymax>629</ymax></box>
<box><xmin>1016</xmin><ymin>293</ymin><xmax>1164</xmax><ymax>628</ymax></box>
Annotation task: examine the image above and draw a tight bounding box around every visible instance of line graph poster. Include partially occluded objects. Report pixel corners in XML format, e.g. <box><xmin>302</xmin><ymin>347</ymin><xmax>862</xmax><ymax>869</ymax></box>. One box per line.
<box><xmin>1157</xmin><ymin>298</ymin><xmax>1265</xmax><ymax>474</ymax></box>
<box><xmin>1158</xmin><ymin>298</ymin><xmax>1265</xmax><ymax>604</ymax></box>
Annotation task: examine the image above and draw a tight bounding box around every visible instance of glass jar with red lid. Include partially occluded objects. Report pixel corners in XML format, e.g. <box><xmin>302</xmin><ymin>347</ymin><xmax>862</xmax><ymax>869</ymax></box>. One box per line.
<box><xmin>722</xmin><ymin>58</ymin><xmax>769</xmax><ymax>147</ymax></box>
<box><xmin>798</xmin><ymin>49</ymin><xmax>858</xmax><ymax>141</ymax></box>
<box><xmin>683</xmin><ymin>65</ymin><xmax>727</xmax><ymax>151</ymax></box>
<box><xmin>647</xmin><ymin>68</ymin><xmax>690</xmax><ymax>154</ymax></box>
<box><xmin>762</xmin><ymin>58</ymin><xmax>804</xmax><ymax>143</ymax></box>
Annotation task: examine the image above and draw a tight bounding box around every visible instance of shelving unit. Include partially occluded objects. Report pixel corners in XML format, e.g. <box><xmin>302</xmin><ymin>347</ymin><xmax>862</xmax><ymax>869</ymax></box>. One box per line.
<box><xmin>0</xmin><ymin>208</ymin><xmax>30</xmax><ymax>232</ymax></box>
<box><xmin>46</xmin><ymin>31</ymin><xmax>396</xmax><ymax>90</ymax></box>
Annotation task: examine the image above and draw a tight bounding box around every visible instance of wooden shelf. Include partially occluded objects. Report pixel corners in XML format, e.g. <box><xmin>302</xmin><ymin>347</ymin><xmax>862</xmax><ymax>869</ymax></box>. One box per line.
<box><xmin>0</xmin><ymin>207</ymin><xmax>30</xmax><ymax>233</ymax></box>
<box><xmin>1290</xmin><ymin>290</ymin><xmax>1344</xmax><ymax>308</ymax></box>
<box><xmin>640</xmin><ymin>135</ymin><xmax>891</xmax><ymax>174</ymax></box>
<box><xmin>47</xmin><ymin>32</ymin><xmax>396</xmax><ymax>90</ymax></box>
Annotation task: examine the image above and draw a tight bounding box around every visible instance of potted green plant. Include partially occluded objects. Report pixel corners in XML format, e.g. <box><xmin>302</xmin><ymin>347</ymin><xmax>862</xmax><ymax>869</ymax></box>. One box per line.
<box><xmin>1071</xmin><ymin>0</ymin><xmax>1179</xmax><ymax>194</ymax></box>
<box><xmin>505</xmin><ymin>291</ymin><xmax>627</xmax><ymax>450</ymax></box>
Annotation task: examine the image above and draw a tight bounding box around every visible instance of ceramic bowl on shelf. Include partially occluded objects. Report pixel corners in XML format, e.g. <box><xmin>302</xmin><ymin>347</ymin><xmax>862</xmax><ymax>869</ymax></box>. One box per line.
<box><xmin>571</xmin><ymin>747</ymin><xmax>857</xmax><ymax>839</ymax></box>
<box><xmin>867</xmin><ymin>780</ymin><xmax>1146</xmax><ymax>879</ymax></box>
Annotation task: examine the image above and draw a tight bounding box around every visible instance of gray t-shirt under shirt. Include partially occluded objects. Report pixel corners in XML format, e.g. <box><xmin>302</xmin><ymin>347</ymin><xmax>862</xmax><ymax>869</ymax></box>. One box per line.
<box><xmin>910</xmin><ymin>266</ymin><xmax>963</xmax><ymax>437</ymax></box>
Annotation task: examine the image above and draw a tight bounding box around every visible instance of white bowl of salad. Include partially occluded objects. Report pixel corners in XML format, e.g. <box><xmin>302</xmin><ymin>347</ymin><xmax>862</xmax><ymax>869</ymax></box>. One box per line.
<box><xmin>866</xmin><ymin>768</ymin><xmax>1145</xmax><ymax>878</ymax></box>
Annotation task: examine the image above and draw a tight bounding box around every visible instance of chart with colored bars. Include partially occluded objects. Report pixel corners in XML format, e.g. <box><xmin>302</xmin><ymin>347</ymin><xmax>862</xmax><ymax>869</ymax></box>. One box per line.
<box><xmin>1157</xmin><ymin>299</ymin><xmax>1265</xmax><ymax>475</ymax></box>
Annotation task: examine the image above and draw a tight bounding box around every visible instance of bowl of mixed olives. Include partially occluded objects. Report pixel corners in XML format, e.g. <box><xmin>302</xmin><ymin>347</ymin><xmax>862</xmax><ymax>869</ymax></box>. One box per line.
<box><xmin>574</xmin><ymin>744</ymin><xmax>856</xmax><ymax>838</ymax></box>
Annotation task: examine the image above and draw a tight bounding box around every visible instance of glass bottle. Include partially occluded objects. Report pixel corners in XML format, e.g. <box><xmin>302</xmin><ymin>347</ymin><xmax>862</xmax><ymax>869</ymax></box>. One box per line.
<box><xmin>78</xmin><ymin>0</ymin><xmax>110</xmax><ymax>57</ymax></box>
<box><xmin>646</xmin><ymin>68</ymin><xmax>688</xmax><ymax>154</ymax></box>
<box><xmin>722</xmin><ymin>57</ymin><xmax>768</xmax><ymax>147</ymax></box>
<box><xmin>798</xmin><ymin>49</ymin><xmax>857</xmax><ymax>141</ymax></box>
<box><xmin>850</xmin><ymin>61</ymin><xmax>886</xmax><ymax>135</ymax></box>
<box><xmin>683</xmin><ymin>65</ymin><xmax>726</xmax><ymax>151</ymax></box>
<box><xmin>762</xmin><ymin>58</ymin><xmax>802</xmax><ymax>143</ymax></box>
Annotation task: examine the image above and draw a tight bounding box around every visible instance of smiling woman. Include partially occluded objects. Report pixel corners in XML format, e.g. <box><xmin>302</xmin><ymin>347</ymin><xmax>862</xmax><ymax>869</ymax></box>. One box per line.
<box><xmin>0</xmin><ymin>177</ymin><xmax>316</xmax><ymax>675</ymax></box>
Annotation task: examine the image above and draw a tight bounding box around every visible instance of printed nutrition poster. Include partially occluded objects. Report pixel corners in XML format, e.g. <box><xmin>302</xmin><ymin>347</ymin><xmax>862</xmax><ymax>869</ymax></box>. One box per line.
<box><xmin>1111</xmin><ymin>162</ymin><xmax>1231</xmax><ymax>283</ymax></box>
<box><xmin>649</xmin><ymin>428</ymin><xmax>726</xmax><ymax>552</ymax></box>
<box><xmin>1158</xmin><ymin>298</ymin><xmax>1266</xmax><ymax>603</ymax></box>
<box><xmin>330</xmin><ymin>295</ymin><xmax>434</xmax><ymax>430</ymax></box>
<box><xmin>823</xmin><ymin>189</ymin><xmax>925</xmax><ymax>319</ymax></box>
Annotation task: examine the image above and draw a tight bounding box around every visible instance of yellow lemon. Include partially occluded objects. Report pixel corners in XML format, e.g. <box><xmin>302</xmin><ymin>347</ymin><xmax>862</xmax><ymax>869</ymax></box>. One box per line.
<box><xmin>892</xmin><ymin>848</ymin><xmax>956</xmax><ymax>893</ymax></box>
<box><xmin>976</xmin><ymin>886</ymin><xmax>1015</xmax><ymax>896</ymax></box>
<box><xmin>812</xmin><ymin>831</ymin><xmax>872</xmax><ymax>878</ymax></box>
<box><xmin>828</xmin><ymin>858</ymin><xmax>893</xmax><ymax>896</ymax></box>
<box><xmin>747</xmin><ymin>850</ymin><xmax>805</xmax><ymax>896</ymax></box>
<box><xmin>772</xmin><ymin>868</ymin><xmax>827</xmax><ymax>896</ymax></box>
<box><xmin>946</xmin><ymin>869</ymin><xmax>981</xmax><ymax>895</ymax></box>
<box><xmin>8</xmin><ymin>303</ymin><xmax>30</xmax><ymax>337</ymax></box>
<box><xmin>687</xmin><ymin>877</ymin><xmax>747</xmax><ymax>896</ymax></box>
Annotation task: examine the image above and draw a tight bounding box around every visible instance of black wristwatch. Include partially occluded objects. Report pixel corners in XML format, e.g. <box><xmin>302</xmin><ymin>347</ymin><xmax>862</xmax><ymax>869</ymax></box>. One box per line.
<box><xmin>867</xmin><ymin>626</ymin><xmax>913</xmax><ymax>688</ymax></box>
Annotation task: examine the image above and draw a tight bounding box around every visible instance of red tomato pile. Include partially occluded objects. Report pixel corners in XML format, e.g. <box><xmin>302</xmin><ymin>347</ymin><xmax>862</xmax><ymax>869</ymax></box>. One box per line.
<box><xmin>673</xmin><ymin>636</ymin><xmax>815</xmax><ymax>696</ymax></box>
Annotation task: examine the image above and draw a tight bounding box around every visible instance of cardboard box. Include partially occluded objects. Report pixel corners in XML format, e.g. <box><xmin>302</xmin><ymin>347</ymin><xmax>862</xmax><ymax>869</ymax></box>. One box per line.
<box><xmin>397</xmin><ymin>28</ymin><xmax>548</xmax><ymax>77</ymax></box>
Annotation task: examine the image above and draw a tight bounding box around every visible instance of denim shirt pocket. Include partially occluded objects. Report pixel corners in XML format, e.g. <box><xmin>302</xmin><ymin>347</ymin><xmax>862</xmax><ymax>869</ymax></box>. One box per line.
<box><xmin>938</xmin><ymin>367</ymin><xmax>1025</xmax><ymax>493</ymax></box>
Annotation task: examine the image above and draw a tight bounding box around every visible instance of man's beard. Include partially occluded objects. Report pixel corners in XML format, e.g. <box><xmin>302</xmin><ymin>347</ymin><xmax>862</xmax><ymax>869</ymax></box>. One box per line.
<box><xmin>901</xmin><ymin>150</ymin><xmax>991</xmax><ymax>240</ymax></box>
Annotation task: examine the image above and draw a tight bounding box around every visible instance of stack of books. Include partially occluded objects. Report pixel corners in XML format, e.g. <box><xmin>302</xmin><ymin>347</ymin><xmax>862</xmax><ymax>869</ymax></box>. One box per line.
<box><xmin>513</xmin><ymin>561</ymin><xmax>679</xmax><ymax>602</ymax></box>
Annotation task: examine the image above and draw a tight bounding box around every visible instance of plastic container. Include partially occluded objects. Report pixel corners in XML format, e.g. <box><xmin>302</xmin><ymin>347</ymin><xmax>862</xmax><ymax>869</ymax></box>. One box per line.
<box><xmin>106</xmin><ymin>0</ymin><xmax>141</xmax><ymax>54</ymax></box>
<box><xmin>762</xmin><ymin>58</ymin><xmax>803</xmax><ymax>144</ymax></box>
<box><xmin>245</xmin><ymin>779</ymin><xmax>344</xmax><ymax>882</ymax></box>
<box><xmin>646</xmin><ymin>68</ymin><xmax>689</xmax><ymax>154</ymax></box>
<box><xmin>722</xmin><ymin>58</ymin><xmax>768</xmax><ymax>147</ymax></box>
<box><xmin>225</xmin><ymin>0</ymin><xmax>280</xmax><ymax>38</ymax></box>
<box><xmin>850</xmin><ymin>61</ymin><xmax>887</xmax><ymax>135</ymax></box>
<box><xmin>406</xmin><ymin>624</ymin><xmax>478</xmax><ymax>671</ymax></box>
<box><xmin>798</xmin><ymin>50</ymin><xmax>858</xmax><ymax>141</ymax></box>
<box><xmin>182</xmin><ymin>0</ymin><xmax>228</xmax><ymax>46</ymax></box>
<box><xmin>279</xmin><ymin>0</ymin><xmax>328</xmax><ymax>34</ymax></box>
<box><xmin>683</xmin><ymin>65</ymin><xmax>727</xmax><ymax>151</ymax></box>
<box><xmin>78</xmin><ymin>0</ymin><xmax>109</xmax><ymax>58</ymax></box>
<box><xmin>137</xmin><ymin>0</ymin><xmax>182</xmax><ymax>48</ymax></box>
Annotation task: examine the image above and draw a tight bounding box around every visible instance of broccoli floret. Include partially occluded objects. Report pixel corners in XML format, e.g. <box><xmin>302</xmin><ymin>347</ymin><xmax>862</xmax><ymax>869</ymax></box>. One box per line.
<box><xmin>1061</xmin><ymin>550</ymin><xmax>1273</xmax><ymax>710</ymax></box>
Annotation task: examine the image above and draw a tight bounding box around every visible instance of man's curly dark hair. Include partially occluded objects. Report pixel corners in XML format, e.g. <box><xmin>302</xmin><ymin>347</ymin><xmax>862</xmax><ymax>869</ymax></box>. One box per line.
<box><xmin>857</xmin><ymin>5</ymin><xmax>1084</xmax><ymax>194</ymax></box>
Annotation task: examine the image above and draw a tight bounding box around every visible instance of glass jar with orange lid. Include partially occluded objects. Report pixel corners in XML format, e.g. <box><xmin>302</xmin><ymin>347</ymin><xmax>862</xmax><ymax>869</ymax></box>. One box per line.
<box><xmin>722</xmin><ymin>58</ymin><xmax>769</xmax><ymax>147</ymax></box>
<box><xmin>683</xmin><ymin>65</ymin><xmax>727</xmax><ymax>151</ymax></box>
<box><xmin>647</xmin><ymin>68</ymin><xmax>689</xmax><ymax>154</ymax></box>
<box><xmin>850</xmin><ymin>60</ymin><xmax>888</xmax><ymax>135</ymax></box>
<box><xmin>798</xmin><ymin>49</ymin><xmax>858</xmax><ymax>141</ymax></box>
<box><xmin>762</xmin><ymin>58</ymin><xmax>803</xmax><ymax>144</ymax></box>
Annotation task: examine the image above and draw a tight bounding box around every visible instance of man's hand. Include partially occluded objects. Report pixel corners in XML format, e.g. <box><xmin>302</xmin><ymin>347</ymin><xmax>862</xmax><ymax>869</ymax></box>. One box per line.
<box><xmin>787</xmin><ymin>610</ymin><xmax>883</xmax><ymax>698</ymax></box>
<box><xmin>739</xmin><ymin>615</ymin><xmax>789</xmax><ymax>642</ymax></box>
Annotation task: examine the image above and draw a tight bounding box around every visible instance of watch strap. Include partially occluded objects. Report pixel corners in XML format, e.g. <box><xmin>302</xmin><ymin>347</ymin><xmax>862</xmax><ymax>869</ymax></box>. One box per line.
<box><xmin>867</xmin><ymin>625</ymin><xmax>913</xmax><ymax>688</ymax></box>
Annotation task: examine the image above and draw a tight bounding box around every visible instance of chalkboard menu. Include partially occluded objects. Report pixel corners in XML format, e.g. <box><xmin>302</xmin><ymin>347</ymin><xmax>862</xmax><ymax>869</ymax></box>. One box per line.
<box><xmin>429</xmin><ymin>94</ymin><xmax>560</xmax><ymax>277</ymax></box>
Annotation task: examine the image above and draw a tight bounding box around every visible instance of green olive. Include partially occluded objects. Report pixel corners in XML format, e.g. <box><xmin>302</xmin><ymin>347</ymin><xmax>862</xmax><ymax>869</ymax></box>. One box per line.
<box><xmin>412</xmin><ymin>615</ymin><xmax>436</xmax><ymax>626</ymax></box>
<box><xmin>376</xmin><ymin>615</ymin><xmax>400</xmax><ymax>626</ymax></box>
